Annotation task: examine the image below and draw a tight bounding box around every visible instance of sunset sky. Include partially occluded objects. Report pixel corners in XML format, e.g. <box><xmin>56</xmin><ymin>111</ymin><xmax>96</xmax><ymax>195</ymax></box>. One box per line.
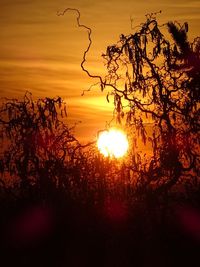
<box><xmin>0</xmin><ymin>0</ymin><xmax>199</xmax><ymax>141</ymax></box>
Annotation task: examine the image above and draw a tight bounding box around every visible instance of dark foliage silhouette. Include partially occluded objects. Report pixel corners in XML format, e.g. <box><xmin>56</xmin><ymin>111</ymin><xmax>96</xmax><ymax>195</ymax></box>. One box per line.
<box><xmin>57</xmin><ymin>10</ymin><xmax>200</xmax><ymax>200</ymax></box>
<box><xmin>0</xmin><ymin>92</ymin><xmax>80</xmax><ymax>192</ymax></box>
<box><xmin>0</xmin><ymin>10</ymin><xmax>200</xmax><ymax>267</ymax></box>
<box><xmin>80</xmin><ymin>12</ymin><xmax>200</xmax><ymax>198</ymax></box>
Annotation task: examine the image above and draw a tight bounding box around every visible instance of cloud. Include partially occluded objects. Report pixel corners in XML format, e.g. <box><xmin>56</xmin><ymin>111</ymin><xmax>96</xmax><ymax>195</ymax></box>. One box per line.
<box><xmin>0</xmin><ymin>0</ymin><xmax>199</xmax><ymax>139</ymax></box>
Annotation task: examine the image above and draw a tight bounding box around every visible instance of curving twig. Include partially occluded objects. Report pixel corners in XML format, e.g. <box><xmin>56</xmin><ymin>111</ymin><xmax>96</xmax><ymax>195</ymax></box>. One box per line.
<box><xmin>57</xmin><ymin>8</ymin><xmax>103</xmax><ymax>84</ymax></box>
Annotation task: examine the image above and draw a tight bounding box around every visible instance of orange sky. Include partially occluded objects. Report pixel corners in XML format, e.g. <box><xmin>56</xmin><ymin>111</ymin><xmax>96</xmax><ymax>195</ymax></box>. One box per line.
<box><xmin>0</xmin><ymin>0</ymin><xmax>199</xmax><ymax>141</ymax></box>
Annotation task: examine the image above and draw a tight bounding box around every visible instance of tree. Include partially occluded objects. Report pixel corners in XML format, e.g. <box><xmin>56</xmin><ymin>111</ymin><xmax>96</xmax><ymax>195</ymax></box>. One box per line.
<box><xmin>1</xmin><ymin>10</ymin><xmax>199</xmax><ymax>203</ymax></box>
<box><xmin>0</xmin><ymin>12</ymin><xmax>199</xmax><ymax>267</ymax></box>
<box><xmin>67</xmin><ymin>10</ymin><xmax>199</xmax><ymax>197</ymax></box>
<box><xmin>0</xmin><ymin>92</ymin><xmax>81</xmax><ymax>195</ymax></box>
<box><xmin>100</xmin><ymin>13</ymin><xmax>200</xmax><ymax>196</ymax></box>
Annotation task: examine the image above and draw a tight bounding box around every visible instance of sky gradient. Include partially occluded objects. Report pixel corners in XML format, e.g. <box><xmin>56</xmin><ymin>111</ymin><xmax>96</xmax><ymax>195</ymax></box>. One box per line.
<box><xmin>0</xmin><ymin>0</ymin><xmax>199</xmax><ymax>141</ymax></box>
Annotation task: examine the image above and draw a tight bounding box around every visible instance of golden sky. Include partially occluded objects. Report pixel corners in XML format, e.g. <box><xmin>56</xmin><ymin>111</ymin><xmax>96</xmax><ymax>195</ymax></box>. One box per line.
<box><xmin>0</xmin><ymin>0</ymin><xmax>199</xmax><ymax>141</ymax></box>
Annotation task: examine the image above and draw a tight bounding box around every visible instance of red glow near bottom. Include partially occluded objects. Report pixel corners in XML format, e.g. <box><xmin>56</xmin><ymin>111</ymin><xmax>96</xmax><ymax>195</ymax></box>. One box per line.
<box><xmin>8</xmin><ymin>205</ymin><xmax>53</xmax><ymax>246</ymax></box>
<box><xmin>177</xmin><ymin>205</ymin><xmax>200</xmax><ymax>241</ymax></box>
<box><xmin>104</xmin><ymin>198</ymin><xmax>128</xmax><ymax>223</ymax></box>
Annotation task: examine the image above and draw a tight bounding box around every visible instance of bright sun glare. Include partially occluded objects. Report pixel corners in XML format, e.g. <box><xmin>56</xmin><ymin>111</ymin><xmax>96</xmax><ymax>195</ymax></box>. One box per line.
<box><xmin>97</xmin><ymin>129</ymin><xmax>129</xmax><ymax>158</ymax></box>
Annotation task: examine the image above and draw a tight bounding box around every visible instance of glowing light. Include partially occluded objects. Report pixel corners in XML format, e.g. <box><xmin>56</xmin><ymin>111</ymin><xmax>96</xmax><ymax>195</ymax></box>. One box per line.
<box><xmin>97</xmin><ymin>128</ymin><xmax>129</xmax><ymax>158</ymax></box>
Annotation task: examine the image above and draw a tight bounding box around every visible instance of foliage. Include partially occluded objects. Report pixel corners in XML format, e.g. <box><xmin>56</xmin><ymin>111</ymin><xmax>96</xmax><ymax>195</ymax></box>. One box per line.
<box><xmin>0</xmin><ymin>92</ymin><xmax>82</xmax><ymax>193</ymax></box>
<box><xmin>0</xmin><ymin>13</ymin><xmax>199</xmax><ymax>205</ymax></box>
<box><xmin>93</xmin><ymin>13</ymin><xmax>200</xmax><ymax>196</ymax></box>
<box><xmin>0</xmin><ymin>12</ymin><xmax>200</xmax><ymax>267</ymax></box>
<box><xmin>0</xmin><ymin>92</ymin><xmax>129</xmax><ymax>203</ymax></box>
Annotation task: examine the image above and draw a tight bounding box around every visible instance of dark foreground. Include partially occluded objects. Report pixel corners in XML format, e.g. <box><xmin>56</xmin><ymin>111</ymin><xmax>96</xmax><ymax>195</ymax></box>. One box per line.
<box><xmin>0</xmin><ymin>187</ymin><xmax>200</xmax><ymax>267</ymax></box>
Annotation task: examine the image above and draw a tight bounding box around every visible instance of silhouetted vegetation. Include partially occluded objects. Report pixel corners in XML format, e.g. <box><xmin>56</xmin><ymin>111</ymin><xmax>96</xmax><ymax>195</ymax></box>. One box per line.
<box><xmin>95</xmin><ymin>13</ymin><xmax>200</xmax><ymax>197</ymax></box>
<box><xmin>0</xmin><ymin>11</ymin><xmax>199</xmax><ymax>267</ymax></box>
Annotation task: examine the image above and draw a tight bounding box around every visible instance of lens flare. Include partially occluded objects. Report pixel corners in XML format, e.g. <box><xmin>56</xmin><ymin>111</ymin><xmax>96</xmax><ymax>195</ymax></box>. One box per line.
<box><xmin>97</xmin><ymin>129</ymin><xmax>129</xmax><ymax>158</ymax></box>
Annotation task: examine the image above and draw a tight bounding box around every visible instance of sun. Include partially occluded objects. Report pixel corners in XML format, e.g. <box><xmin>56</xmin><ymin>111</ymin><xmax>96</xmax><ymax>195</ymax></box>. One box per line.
<box><xmin>97</xmin><ymin>128</ymin><xmax>129</xmax><ymax>158</ymax></box>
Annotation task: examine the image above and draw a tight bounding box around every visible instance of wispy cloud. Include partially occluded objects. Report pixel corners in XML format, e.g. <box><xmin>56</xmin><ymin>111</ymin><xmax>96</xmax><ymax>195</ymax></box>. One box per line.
<box><xmin>0</xmin><ymin>0</ymin><xmax>199</xmax><ymax>138</ymax></box>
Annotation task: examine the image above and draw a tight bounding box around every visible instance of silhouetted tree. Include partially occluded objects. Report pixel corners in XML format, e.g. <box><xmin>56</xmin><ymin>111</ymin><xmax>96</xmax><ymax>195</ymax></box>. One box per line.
<box><xmin>61</xmin><ymin>10</ymin><xmax>200</xmax><ymax>199</ymax></box>
<box><xmin>98</xmin><ymin>13</ymin><xmax>200</xmax><ymax>197</ymax></box>
<box><xmin>1</xmin><ymin>11</ymin><xmax>199</xmax><ymax>206</ymax></box>
<box><xmin>0</xmin><ymin>11</ymin><xmax>199</xmax><ymax>267</ymax></box>
<box><xmin>0</xmin><ymin>92</ymin><xmax>82</xmax><ymax>196</ymax></box>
